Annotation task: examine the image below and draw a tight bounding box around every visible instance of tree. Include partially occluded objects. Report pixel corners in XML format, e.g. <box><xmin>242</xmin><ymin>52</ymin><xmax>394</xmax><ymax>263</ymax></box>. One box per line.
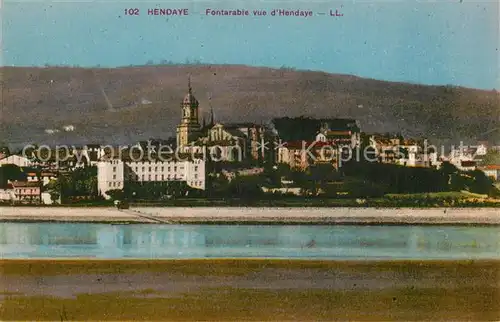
<box><xmin>0</xmin><ymin>145</ymin><xmax>10</xmax><ymax>156</ymax></box>
<box><xmin>298</xmin><ymin>163</ymin><xmax>340</xmax><ymax>196</ymax></box>
<box><xmin>106</xmin><ymin>189</ymin><xmax>125</xmax><ymax>200</ymax></box>
<box><xmin>45</xmin><ymin>179</ymin><xmax>62</xmax><ymax>204</ymax></box>
<box><xmin>0</xmin><ymin>164</ymin><xmax>26</xmax><ymax>186</ymax></box>
<box><xmin>227</xmin><ymin>175</ymin><xmax>265</xmax><ymax>198</ymax></box>
<box><xmin>65</xmin><ymin>166</ymin><xmax>98</xmax><ymax>197</ymax></box>
<box><xmin>263</xmin><ymin>163</ymin><xmax>291</xmax><ymax>187</ymax></box>
<box><xmin>206</xmin><ymin>174</ymin><xmax>230</xmax><ymax>198</ymax></box>
<box><xmin>50</xmin><ymin>191</ymin><xmax>60</xmax><ymax>204</ymax></box>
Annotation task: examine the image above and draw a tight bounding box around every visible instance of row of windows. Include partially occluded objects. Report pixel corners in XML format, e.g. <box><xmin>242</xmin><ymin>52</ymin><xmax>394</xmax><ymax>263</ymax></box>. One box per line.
<box><xmin>115</xmin><ymin>165</ymin><xmax>199</xmax><ymax>173</ymax></box>
<box><xmin>107</xmin><ymin>180</ymin><xmax>204</xmax><ymax>188</ymax></box>
<box><xmin>134</xmin><ymin>174</ymin><xmax>184</xmax><ymax>181</ymax></box>
<box><xmin>110</xmin><ymin>161</ymin><xmax>202</xmax><ymax>169</ymax></box>
<box><xmin>129</xmin><ymin>173</ymin><xmax>200</xmax><ymax>180</ymax></box>
<box><xmin>15</xmin><ymin>189</ymin><xmax>38</xmax><ymax>194</ymax></box>
<box><xmin>108</xmin><ymin>160</ymin><xmax>201</xmax><ymax>166</ymax></box>
<box><xmin>125</xmin><ymin>161</ymin><xmax>192</xmax><ymax>166</ymax></box>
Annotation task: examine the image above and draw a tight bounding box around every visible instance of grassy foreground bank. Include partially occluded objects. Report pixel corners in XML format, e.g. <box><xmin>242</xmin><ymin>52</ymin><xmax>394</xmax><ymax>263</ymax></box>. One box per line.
<box><xmin>1</xmin><ymin>259</ymin><xmax>499</xmax><ymax>320</ymax></box>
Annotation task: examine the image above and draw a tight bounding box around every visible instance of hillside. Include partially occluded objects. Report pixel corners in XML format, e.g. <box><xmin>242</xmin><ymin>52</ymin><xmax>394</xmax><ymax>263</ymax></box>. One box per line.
<box><xmin>1</xmin><ymin>65</ymin><xmax>499</xmax><ymax>147</ymax></box>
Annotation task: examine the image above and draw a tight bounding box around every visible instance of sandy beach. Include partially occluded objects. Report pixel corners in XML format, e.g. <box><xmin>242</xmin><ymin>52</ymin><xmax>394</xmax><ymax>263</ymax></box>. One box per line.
<box><xmin>0</xmin><ymin>206</ymin><xmax>499</xmax><ymax>224</ymax></box>
<box><xmin>1</xmin><ymin>259</ymin><xmax>499</xmax><ymax>320</ymax></box>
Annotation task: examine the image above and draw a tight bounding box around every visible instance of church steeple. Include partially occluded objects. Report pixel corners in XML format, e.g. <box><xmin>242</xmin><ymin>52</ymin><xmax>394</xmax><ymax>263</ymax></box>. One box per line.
<box><xmin>210</xmin><ymin>104</ymin><xmax>214</xmax><ymax>126</ymax></box>
<box><xmin>177</xmin><ymin>76</ymin><xmax>201</xmax><ymax>147</ymax></box>
<box><xmin>208</xmin><ymin>94</ymin><xmax>215</xmax><ymax>126</ymax></box>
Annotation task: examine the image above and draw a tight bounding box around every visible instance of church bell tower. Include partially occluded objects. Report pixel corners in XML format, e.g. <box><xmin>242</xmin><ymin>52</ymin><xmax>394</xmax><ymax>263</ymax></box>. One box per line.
<box><xmin>176</xmin><ymin>77</ymin><xmax>201</xmax><ymax>147</ymax></box>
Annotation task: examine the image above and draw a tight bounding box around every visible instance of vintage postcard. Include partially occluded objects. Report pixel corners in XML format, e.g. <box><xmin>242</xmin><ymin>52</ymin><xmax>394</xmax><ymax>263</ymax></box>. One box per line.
<box><xmin>0</xmin><ymin>0</ymin><xmax>499</xmax><ymax>320</ymax></box>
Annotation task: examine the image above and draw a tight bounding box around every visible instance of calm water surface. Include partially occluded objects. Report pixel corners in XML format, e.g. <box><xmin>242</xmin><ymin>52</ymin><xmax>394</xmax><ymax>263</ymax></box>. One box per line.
<box><xmin>0</xmin><ymin>223</ymin><xmax>499</xmax><ymax>259</ymax></box>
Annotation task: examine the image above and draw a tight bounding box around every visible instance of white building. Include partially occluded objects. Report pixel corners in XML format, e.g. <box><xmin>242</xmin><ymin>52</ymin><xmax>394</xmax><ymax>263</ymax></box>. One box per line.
<box><xmin>369</xmin><ymin>136</ymin><xmax>437</xmax><ymax>168</ymax></box>
<box><xmin>447</xmin><ymin>143</ymin><xmax>488</xmax><ymax>170</ymax></box>
<box><xmin>26</xmin><ymin>171</ymin><xmax>57</xmax><ymax>186</ymax></box>
<box><xmin>0</xmin><ymin>185</ymin><xmax>15</xmax><ymax>202</ymax></box>
<box><xmin>97</xmin><ymin>157</ymin><xmax>206</xmax><ymax>199</ymax></box>
<box><xmin>0</xmin><ymin>155</ymin><xmax>34</xmax><ymax>167</ymax></box>
<box><xmin>478</xmin><ymin>165</ymin><xmax>500</xmax><ymax>181</ymax></box>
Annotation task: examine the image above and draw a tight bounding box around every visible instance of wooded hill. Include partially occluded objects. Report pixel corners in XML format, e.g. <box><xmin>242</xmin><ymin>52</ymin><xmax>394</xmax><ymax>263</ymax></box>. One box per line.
<box><xmin>1</xmin><ymin>65</ymin><xmax>498</xmax><ymax>147</ymax></box>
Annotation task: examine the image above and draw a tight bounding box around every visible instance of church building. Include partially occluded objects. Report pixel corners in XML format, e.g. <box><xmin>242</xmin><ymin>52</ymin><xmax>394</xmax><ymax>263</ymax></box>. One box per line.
<box><xmin>176</xmin><ymin>78</ymin><xmax>202</xmax><ymax>147</ymax></box>
<box><xmin>175</xmin><ymin>79</ymin><xmax>276</xmax><ymax>164</ymax></box>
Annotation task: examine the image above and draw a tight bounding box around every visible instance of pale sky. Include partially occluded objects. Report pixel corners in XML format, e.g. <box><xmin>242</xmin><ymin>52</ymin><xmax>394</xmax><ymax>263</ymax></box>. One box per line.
<box><xmin>3</xmin><ymin>0</ymin><xmax>499</xmax><ymax>89</ymax></box>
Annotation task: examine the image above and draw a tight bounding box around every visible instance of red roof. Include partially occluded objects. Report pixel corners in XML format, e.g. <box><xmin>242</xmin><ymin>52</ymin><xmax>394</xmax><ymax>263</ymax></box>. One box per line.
<box><xmin>11</xmin><ymin>181</ymin><xmax>41</xmax><ymax>188</ymax></box>
<box><xmin>481</xmin><ymin>164</ymin><xmax>500</xmax><ymax>170</ymax></box>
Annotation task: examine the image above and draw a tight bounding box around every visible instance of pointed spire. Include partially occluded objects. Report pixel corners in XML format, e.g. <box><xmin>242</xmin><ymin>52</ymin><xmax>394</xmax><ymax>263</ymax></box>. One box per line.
<box><xmin>209</xmin><ymin>101</ymin><xmax>215</xmax><ymax>125</ymax></box>
<box><xmin>188</xmin><ymin>75</ymin><xmax>192</xmax><ymax>94</ymax></box>
<box><xmin>207</xmin><ymin>93</ymin><xmax>215</xmax><ymax>126</ymax></box>
<box><xmin>210</xmin><ymin>106</ymin><xmax>214</xmax><ymax>125</ymax></box>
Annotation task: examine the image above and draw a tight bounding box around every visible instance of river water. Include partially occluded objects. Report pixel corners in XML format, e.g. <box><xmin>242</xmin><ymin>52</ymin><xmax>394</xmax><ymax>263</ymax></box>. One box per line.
<box><xmin>0</xmin><ymin>223</ymin><xmax>499</xmax><ymax>259</ymax></box>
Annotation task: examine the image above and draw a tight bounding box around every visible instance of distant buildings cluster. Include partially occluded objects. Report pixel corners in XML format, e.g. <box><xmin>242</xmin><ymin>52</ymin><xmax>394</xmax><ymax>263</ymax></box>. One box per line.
<box><xmin>0</xmin><ymin>80</ymin><xmax>499</xmax><ymax>204</ymax></box>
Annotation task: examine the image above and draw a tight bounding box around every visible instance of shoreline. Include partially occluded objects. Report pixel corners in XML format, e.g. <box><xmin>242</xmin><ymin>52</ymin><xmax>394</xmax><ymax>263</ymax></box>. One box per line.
<box><xmin>0</xmin><ymin>206</ymin><xmax>499</xmax><ymax>225</ymax></box>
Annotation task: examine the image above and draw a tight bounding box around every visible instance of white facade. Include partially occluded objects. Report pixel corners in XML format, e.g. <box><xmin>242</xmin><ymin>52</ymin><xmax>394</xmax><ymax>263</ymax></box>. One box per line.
<box><xmin>0</xmin><ymin>155</ymin><xmax>34</xmax><ymax>167</ymax></box>
<box><xmin>476</xmin><ymin>144</ymin><xmax>488</xmax><ymax>156</ymax></box>
<box><xmin>481</xmin><ymin>169</ymin><xmax>498</xmax><ymax>181</ymax></box>
<box><xmin>316</xmin><ymin>131</ymin><xmax>360</xmax><ymax>148</ymax></box>
<box><xmin>0</xmin><ymin>188</ymin><xmax>15</xmax><ymax>201</ymax></box>
<box><xmin>97</xmin><ymin>159</ymin><xmax>126</xmax><ymax>197</ymax></box>
<box><xmin>97</xmin><ymin>158</ymin><xmax>206</xmax><ymax>198</ymax></box>
<box><xmin>26</xmin><ymin>173</ymin><xmax>57</xmax><ymax>186</ymax></box>
<box><xmin>41</xmin><ymin>192</ymin><xmax>60</xmax><ymax>205</ymax></box>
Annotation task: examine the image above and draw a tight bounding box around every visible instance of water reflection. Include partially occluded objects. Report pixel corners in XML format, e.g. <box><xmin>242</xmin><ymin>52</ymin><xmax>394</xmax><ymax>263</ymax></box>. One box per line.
<box><xmin>0</xmin><ymin>223</ymin><xmax>499</xmax><ymax>259</ymax></box>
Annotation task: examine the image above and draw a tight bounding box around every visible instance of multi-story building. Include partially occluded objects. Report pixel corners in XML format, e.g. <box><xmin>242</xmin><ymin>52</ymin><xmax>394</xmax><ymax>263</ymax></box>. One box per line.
<box><xmin>176</xmin><ymin>79</ymin><xmax>202</xmax><ymax>148</ymax></box>
<box><xmin>11</xmin><ymin>181</ymin><xmax>41</xmax><ymax>203</ymax></box>
<box><xmin>315</xmin><ymin>119</ymin><xmax>361</xmax><ymax>148</ymax></box>
<box><xmin>26</xmin><ymin>171</ymin><xmax>57</xmax><ymax>186</ymax></box>
<box><xmin>275</xmin><ymin>118</ymin><xmax>362</xmax><ymax>170</ymax></box>
<box><xmin>0</xmin><ymin>184</ymin><xmax>15</xmax><ymax>202</ymax></box>
<box><xmin>0</xmin><ymin>155</ymin><xmax>34</xmax><ymax>167</ymax></box>
<box><xmin>447</xmin><ymin>142</ymin><xmax>488</xmax><ymax>170</ymax></box>
<box><xmin>277</xmin><ymin>140</ymin><xmax>339</xmax><ymax>169</ymax></box>
<box><xmin>478</xmin><ymin>165</ymin><xmax>500</xmax><ymax>181</ymax></box>
<box><xmin>97</xmin><ymin>155</ymin><xmax>206</xmax><ymax>199</ymax></box>
<box><xmin>175</xmin><ymin>79</ymin><xmax>275</xmax><ymax>163</ymax></box>
<box><xmin>369</xmin><ymin>136</ymin><xmax>438</xmax><ymax>168</ymax></box>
